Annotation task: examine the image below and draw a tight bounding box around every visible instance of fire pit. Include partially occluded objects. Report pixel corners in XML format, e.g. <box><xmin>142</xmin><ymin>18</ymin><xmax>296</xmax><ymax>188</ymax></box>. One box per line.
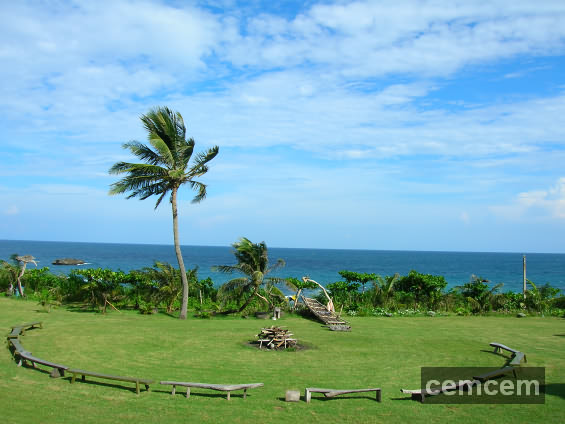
<box><xmin>256</xmin><ymin>326</ymin><xmax>297</xmax><ymax>350</ymax></box>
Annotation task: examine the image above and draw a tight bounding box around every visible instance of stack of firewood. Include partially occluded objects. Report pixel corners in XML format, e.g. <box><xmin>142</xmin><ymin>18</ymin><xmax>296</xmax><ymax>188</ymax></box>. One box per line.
<box><xmin>257</xmin><ymin>326</ymin><xmax>297</xmax><ymax>350</ymax></box>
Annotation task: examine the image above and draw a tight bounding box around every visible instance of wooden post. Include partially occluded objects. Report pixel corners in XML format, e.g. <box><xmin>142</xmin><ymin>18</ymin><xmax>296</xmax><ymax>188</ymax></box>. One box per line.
<box><xmin>523</xmin><ymin>255</ymin><xmax>527</xmax><ymax>300</ymax></box>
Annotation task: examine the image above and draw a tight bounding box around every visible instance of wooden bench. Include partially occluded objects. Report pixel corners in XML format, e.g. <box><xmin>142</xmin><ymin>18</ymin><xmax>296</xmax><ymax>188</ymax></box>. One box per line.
<box><xmin>8</xmin><ymin>338</ymin><xmax>31</xmax><ymax>356</ymax></box>
<box><xmin>68</xmin><ymin>368</ymin><xmax>154</xmax><ymax>395</ymax></box>
<box><xmin>490</xmin><ymin>342</ymin><xmax>520</xmax><ymax>355</ymax></box>
<box><xmin>401</xmin><ymin>380</ymin><xmax>476</xmax><ymax>402</ymax></box>
<box><xmin>473</xmin><ymin>366</ymin><xmax>517</xmax><ymax>382</ymax></box>
<box><xmin>8</xmin><ymin>327</ymin><xmax>23</xmax><ymax>339</ymax></box>
<box><xmin>509</xmin><ymin>351</ymin><xmax>527</xmax><ymax>366</ymax></box>
<box><xmin>18</xmin><ymin>351</ymin><xmax>69</xmax><ymax>378</ymax></box>
<box><xmin>10</xmin><ymin>322</ymin><xmax>43</xmax><ymax>335</ymax></box>
<box><xmin>305</xmin><ymin>387</ymin><xmax>381</xmax><ymax>403</ymax></box>
<box><xmin>160</xmin><ymin>381</ymin><xmax>264</xmax><ymax>400</ymax></box>
<box><xmin>489</xmin><ymin>343</ymin><xmax>527</xmax><ymax>365</ymax></box>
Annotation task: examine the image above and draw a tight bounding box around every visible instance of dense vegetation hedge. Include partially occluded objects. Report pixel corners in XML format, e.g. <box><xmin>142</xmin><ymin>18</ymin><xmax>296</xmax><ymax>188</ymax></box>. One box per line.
<box><xmin>1</xmin><ymin>256</ymin><xmax>563</xmax><ymax>317</ymax></box>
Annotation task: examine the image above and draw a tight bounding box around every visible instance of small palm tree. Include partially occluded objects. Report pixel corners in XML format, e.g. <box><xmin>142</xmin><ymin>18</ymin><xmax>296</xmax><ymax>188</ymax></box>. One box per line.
<box><xmin>215</xmin><ymin>237</ymin><xmax>285</xmax><ymax>313</ymax></box>
<box><xmin>109</xmin><ymin>106</ymin><xmax>219</xmax><ymax>320</ymax></box>
<box><xmin>372</xmin><ymin>273</ymin><xmax>399</xmax><ymax>308</ymax></box>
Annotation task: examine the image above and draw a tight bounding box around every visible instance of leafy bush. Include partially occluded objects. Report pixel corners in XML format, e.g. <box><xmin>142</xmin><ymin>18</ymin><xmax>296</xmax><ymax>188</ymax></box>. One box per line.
<box><xmin>396</xmin><ymin>270</ymin><xmax>447</xmax><ymax>309</ymax></box>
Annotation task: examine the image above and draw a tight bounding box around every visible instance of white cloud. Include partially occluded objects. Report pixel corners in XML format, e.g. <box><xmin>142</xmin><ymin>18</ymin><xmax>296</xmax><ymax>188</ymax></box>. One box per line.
<box><xmin>491</xmin><ymin>178</ymin><xmax>565</xmax><ymax>220</ymax></box>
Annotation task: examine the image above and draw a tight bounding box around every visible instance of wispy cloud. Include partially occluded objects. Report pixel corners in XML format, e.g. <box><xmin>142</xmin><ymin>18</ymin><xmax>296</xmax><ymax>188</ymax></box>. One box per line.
<box><xmin>491</xmin><ymin>178</ymin><xmax>565</xmax><ymax>220</ymax></box>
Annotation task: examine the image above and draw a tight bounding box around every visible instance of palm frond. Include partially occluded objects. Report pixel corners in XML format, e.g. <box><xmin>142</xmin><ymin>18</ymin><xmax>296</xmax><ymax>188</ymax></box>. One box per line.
<box><xmin>189</xmin><ymin>180</ymin><xmax>207</xmax><ymax>203</ymax></box>
<box><xmin>213</xmin><ymin>265</ymin><xmax>241</xmax><ymax>274</ymax></box>
<box><xmin>267</xmin><ymin>258</ymin><xmax>285</xmax><ymax>274</ymax></box>
<box><xmin>190</xmin><ymin>146</ymin><xmax>219</xmax><ymax>176</ymax></box>
<box><xmin>122</xmin><ymin>141</ymin><xmax>164</xmax><ymax>166</ymax></box>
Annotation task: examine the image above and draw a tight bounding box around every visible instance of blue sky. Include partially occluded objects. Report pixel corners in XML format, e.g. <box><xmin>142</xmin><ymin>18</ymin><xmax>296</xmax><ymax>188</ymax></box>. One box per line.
<box><xmin>1</xmin><ymin>0</ymin><xmax>565</xmax><ymax>253</ymax></box>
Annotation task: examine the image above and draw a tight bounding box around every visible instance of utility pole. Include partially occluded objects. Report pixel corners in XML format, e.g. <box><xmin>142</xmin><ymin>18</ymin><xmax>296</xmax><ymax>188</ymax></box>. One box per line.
<box><xmin>523</xmin><ymin>255</ymin><xmax>527</xmax><ymax>300</ymax></box>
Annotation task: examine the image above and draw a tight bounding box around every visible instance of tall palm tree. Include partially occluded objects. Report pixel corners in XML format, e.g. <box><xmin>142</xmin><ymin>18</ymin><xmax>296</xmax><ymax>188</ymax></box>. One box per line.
<box><xmin>215</xmin><ymin>237</ymin><xmax>285</xmax><ymax>313</ymax></box>
<box><xmin>109</xmin><ymin>106</ymin><xmax>219</xmax><ymax>320</ymax></box>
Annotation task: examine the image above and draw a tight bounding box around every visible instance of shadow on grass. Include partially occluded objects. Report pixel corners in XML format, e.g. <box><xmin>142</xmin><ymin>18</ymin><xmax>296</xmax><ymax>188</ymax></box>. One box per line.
<box><xmin>165</xmin><ymin>391</ymin><xmax>247</xmax><ymax>400</ymax></box>
<box><xmin>553</xmin><ymin>334</ymin><xmax>565</xmax><ymax>337</ymax></box>
<box><xmin>242</xmin><ymin>340</ymin><xmax>315</xmax><ymax>351</ymax></box>
<box><xmin>64</xmin><ymin>304</ymin><xmax>97</xmax><ymax>314</ymax></box>
<box><xmin>545</xmin><ymin>383</ymin><xmax>565</xmax><ymax>400</ymax></box>
<box><xmin>298</xmin><ymin>395</ymin><xmax>381</xmax><ymax>402</ymax></box>
<box><xmin>63</xmin><ymin>376</ymin><xmax>151</xmax><ymax>395</ymax></box>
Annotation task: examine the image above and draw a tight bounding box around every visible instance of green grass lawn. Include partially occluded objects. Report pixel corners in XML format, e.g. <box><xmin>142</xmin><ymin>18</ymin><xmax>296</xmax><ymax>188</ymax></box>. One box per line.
<box><xmin>1</xmin><ymin>297</ymin><xmax>564</xmax><ymax>424</ymax></box>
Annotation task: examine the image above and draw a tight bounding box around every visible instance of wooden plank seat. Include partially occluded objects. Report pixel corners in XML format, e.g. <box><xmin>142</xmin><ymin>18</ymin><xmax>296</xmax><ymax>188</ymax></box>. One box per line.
<box><xmin>509</xmin><ymin>351</ymin><xmax>527</xmax><ymax>366</ymax></box>
<box><xmin>401</xmin><ymin>379</ymin><xmax>476</xmax><ymax>403</ymax></box>
<box><xmin>8</xmin><ymin>338</ymin><xmax>31</xmax><ymax>356</ymax></box>
<box><xmin>18</xmin><ymin>351</ymin><xmax>69</xmax><ymax>378</ymax></box>
<box><xmin>489</xmin><ymin>342</ymin><xmax>527</xmax><ymax>365</ymax></box>
<box><xmin>305</xmin><ymin>387</ymin><xmax>381</xmax><ymax>403</ymax></box>
<box><xmin>490</xmin><ymin>342</ymin><xmax>520</xmax><ymax>355</ymax></box>
<box><xmin>68</xmin><ymin>368</ymin><xmax>154</xmax><ymax>395</ymax></box>
<box><xmin>10</xmin><ymin>322</ymin><xmax>43</xmax><ymax>335</ymax></box>
<box><xmin>160</xmin><ymin>381</ymin><xmax>264</xmax><ymax>400</ymax></box>
<box><xmin>473</xmin><ymin>366</ymin><xmax>517</xmax><ymax>382</ymax></box>
<box><xmin>8</xmin><ymin>327</ymin><xmax>23</xmax><ymax>339</ymax></box>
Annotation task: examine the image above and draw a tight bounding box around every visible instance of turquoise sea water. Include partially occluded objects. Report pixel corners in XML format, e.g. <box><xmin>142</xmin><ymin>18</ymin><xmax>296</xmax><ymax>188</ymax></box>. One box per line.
<box><xmin>1</xmin><ymin>240</ymin><xmax>565</xmax><ymax>293</ymax></box>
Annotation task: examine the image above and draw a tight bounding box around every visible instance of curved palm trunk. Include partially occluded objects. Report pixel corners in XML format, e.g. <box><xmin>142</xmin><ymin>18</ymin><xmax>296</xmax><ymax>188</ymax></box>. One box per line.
<box><xmin>172</xmin><ymin>187</ymin><xmax>189</xmax><ymax>320</ymax></box>
<box><xmin>16</xmin><ymin>262</ymin><xmax>27</xmax><ymax>297</ymax></box>
<box><xmin>238</xmin><ymin>287</ymin><xmax>258</xmax><ymax>313</ymax></box>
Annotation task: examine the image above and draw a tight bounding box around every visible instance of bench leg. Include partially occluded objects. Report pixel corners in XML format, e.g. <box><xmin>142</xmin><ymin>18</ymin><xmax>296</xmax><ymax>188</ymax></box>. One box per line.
<box><xmin>136</xmin><ymin>381</ymin><xmax>140</xmax><ymax>395</ymax></box>
<box><xmin>305</xmin><ymin>389</ymin><xmax>311</xmax><ymax>403</ymax></box>
<box><xmin>186</xmin><ymin>387</ymin><xmax>190</xmax><ymax>398</ymax></box>
<box><xmin>50</xmin><ymin>368</ymin><xmax>63</xmax><ymax>378</ymax></box>
<box><xmin>81</xmin><ymin>375</ymin><xmax>86</xmax><ymax>382</ymax></box>
<box><xmin>71</xmin><ymin>374</ymin><xmax>76</xmax><ymax>384</ymax></box>
<box><xmin>227</xmin><ymin>391</ymin><xmax>231</xmax><ymax>401</ymax></box>
<box><xmin>243</xmin><ymin>388</ymin><xmax>247</xmax><ymax>399</ymax></box>
<box><xmin>145</xmin><ymin>384</ymin><xmax>150</xmax><ymax>392</ymax></box>
<box><xmin>171</xmin><ymin>385</ymin><xmax>176</xmax><ymax>396</ymax></box>
<box><xmin>376</xmin><ymin>389</ymin><xmax>381</xmax><ymax>402</ymax></box>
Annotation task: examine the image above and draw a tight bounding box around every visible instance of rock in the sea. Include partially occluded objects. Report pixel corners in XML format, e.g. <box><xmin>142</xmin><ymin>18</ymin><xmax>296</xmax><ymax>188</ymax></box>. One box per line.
<box><xmin>52</xmin><ymin>258</ymin><xmax>86</xmax><ymax>265</ymax></box>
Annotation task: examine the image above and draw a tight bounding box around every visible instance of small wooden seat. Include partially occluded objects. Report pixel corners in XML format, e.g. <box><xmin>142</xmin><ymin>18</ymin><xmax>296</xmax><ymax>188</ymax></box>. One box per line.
<box><xmin>10</xmin><ymin>322</ymin><xmax>43</xmax><ymax>335</ymax></box>
<box><xmin>68</xmin><ymin>368</ymin><xmax>154</xmax><ymax>395</ymax></box>
<box><xmin>8</xmin><ymin>327</ymin><xmax>22</xmax><ymax>339</ymax></box>
<box><xmin>490</xmin><ymin>342</ymin><xmax>520</xmax><ymax>355</ymax></box>
<box><xmin>401</xmin><ymin>380</ymin><xmax>476</xmax><ymax>402</ymax></box>
<box><xmin>509</xmin><ymin>351</ymin><xmax>527</xmax><ymax>366</ymax></box>
<box><xmin>160</xmin><ymin>381</ymin><xmax>264</xmax><ymax>400</ymax></box>
<box><xmin>305</xmin><ymin>387</ymin><xmax>381</xmax><ymax>403</ymax></box>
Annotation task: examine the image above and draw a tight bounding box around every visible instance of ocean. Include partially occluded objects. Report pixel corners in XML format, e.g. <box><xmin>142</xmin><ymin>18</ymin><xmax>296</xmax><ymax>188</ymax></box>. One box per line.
<box><xmin>1</xmin><ymin>239</ymin><xmax>565</xmax><ymax>293</ymax></box>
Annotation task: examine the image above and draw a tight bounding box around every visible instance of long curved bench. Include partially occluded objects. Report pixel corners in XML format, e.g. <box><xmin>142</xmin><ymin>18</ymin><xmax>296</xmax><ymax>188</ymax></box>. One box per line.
<box><xmin>401</xmin><ymin>342</ymin><xmax>528</xmax><ymax>402</ymax></box>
